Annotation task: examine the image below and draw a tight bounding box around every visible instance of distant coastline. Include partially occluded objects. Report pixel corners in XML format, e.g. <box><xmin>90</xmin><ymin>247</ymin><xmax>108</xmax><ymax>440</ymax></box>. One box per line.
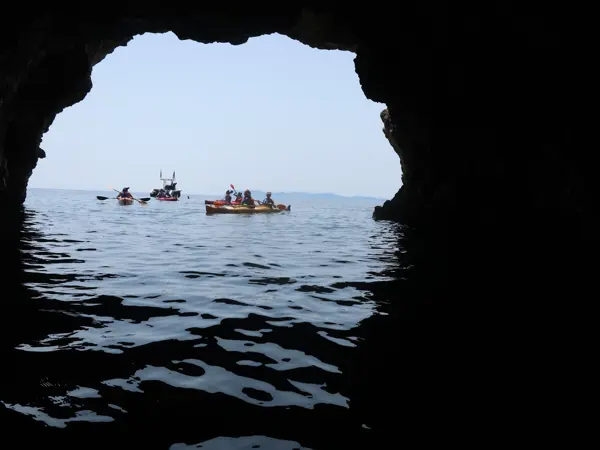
<box><xmin>231</xmin><ymin>191</ymin><xmax>387</xmax><ymax>201</ymax></box>
<box><xmin>28</xmin><ymin>187</ymin><xmax>387</xmax><ymax>201</ymax></box>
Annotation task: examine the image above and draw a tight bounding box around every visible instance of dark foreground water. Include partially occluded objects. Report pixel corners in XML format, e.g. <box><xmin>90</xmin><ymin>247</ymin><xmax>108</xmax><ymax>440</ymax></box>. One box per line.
<box><xmin>2</xmin><ymin>188</ymin><xmax>411</xmax><ymax>449</ymax></box>
<box><xmin>2</xmin><ymin>189</ymin><xmax>595</xmax><ymax>448</ymax></box>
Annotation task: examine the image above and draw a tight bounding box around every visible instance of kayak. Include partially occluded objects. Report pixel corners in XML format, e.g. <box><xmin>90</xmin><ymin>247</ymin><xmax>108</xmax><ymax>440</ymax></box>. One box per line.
<box><xmin>205</xmin><ymin>200</ymin><xmax>241</xmax><ymax>206</ymax></box>
<box><xmin>157</xmin><ymin>197</ymin><xmax>178</xmax><ymax>201</ymax></box>
<box><xmin>118</xmin><ymin>198</ymin><xmax>134</xmax><ymax>206</ymax></box>
<box><xmin>206</xmin><ymin>204</ymin><xmax>290</xmax><ymax>214</ymax></box>
<box><xmin>206</xmin><ymin>204</ymin><xmax>289</xmax><ymax>214</ymax></box>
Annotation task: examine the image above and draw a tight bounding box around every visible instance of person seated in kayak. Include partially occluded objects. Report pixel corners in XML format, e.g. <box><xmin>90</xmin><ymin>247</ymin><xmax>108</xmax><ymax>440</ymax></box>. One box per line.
<box><xmin>224</xmin><ymin>190</ymin><xmax>232</xmax><ymax>203</ymax></box>
<box><xmin>118</xmin><ymin>187</ymin><xmax>133</xmax><ymax>199</ymax></box>
<box><xmin>234</xmin><ymin>192</ymin><xmax>243</xmax><ymax>203</ymax></box>
<box><xmin>261</xmin><ymin>192</ymin><xmax>275</xmax><ymax>206</ymax></box>
<box><xmin>241</xmin><ymin>189</ymin><xmax>255</xmax><ymax>206</ymax></box>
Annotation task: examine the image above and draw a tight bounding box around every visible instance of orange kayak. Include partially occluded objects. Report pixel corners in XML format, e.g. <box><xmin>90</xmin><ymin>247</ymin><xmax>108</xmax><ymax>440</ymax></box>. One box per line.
<box><xmin>206</xmin><ymin>204</ymin><xmax>290</xmax><ymax>214</ymax></box>
<box><xmin>205</xmin><ymin>200</ymin><xmax>241</xmax><ymax>206</ymax></box>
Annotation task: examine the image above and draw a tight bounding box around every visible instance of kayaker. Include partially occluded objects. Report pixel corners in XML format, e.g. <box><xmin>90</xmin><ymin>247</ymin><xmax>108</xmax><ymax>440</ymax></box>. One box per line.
<box><xmin>224</xmin><ymin>190</ymin><xmax>232</xmax><ymax>203</ymax></box>
<box><xmin>118</xmin><ymin>187</ymin><xmax>133</xmax><ymax>199</ymax></box>
<box><xmin>241</xmin><ymin>189</ymin><xmax>255</xmax><ymax>206</ymax></box>
<box><xmin>261</xmin><ymin>192</ymin><xmax>275</xmax><ymax>206</ymax></box>
<box><xmin>234</xmin><ymin>192</ymin><xmax>243</xmax><ymax>203</ymax></box>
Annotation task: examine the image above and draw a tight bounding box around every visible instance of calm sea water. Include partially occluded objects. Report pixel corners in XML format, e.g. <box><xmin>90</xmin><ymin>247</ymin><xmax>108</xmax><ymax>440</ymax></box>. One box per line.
<box><xmin>2</xmin><ymin>188</ymin><xmax>408</xmax><ymax>449</ymax></box>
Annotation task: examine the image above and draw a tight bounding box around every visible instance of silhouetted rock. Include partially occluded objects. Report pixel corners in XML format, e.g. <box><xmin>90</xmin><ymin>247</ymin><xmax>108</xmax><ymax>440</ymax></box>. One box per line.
<box><xmin>0</xmin><ymin>5</ymin><xmax>593</xmax><ymax>237</ymax></box>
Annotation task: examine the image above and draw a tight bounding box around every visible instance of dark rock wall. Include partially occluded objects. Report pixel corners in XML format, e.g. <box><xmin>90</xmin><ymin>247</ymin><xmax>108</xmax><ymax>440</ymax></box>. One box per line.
<box><xmin>0</xmin><ymin>4</ymin><xmax>592</xmax><ymax>235</ymax></box>
<box><xmin>370</xmin><ymin>5</ymin><xmax>591</xmax><ymax>234</ymax></box>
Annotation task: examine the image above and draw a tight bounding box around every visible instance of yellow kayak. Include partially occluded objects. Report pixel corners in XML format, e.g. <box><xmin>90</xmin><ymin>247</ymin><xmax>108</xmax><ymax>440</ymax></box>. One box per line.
<box><xmin>206</xmin><ymin>204</ymin><xmax>290</xmax><ymax>214</ymax></box>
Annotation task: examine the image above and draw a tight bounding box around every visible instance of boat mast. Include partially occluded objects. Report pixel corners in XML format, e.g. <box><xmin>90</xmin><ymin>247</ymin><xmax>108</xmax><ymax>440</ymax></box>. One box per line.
<box><xmin>159</xmin><ymin>169</ymin><xmax>176</xmax><ymax>190</ymax></box>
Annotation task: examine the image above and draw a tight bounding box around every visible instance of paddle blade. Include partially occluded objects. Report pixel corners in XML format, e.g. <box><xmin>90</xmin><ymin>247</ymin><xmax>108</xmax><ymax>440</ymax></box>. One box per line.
<box><xmin>277</xmin><ymin>204</ymin><xmax>287</xmax><ymax>211</ymax></box>
<box><xmin>140</xmin><ymin>197</ymin><xmax>151</xmax><ymax>202</ymax></box>
<box><xmin>96</xmin><ymin>196</ymin><xmax>110</xmax><ymax>200</ymax></box>
<box><xmin>230</xmin><ymin>184</ymin><xmax>235</xmax><ymax>190</ymax></box>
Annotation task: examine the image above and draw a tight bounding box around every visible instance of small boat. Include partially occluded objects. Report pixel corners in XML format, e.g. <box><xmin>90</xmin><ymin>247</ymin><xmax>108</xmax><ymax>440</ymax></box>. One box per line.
<box><xmin>118</xmin><ymin>198</ymin><xmax>134</xmax><ymax>206</ymax></box>
<box><xmin>150</xmin><ymin>170</ymin><xmax>182</xmax><ymax>201</ymax></box>
<box><xmin>206</xmin><ymin>204</ymin><xmax>290</xmax><ymax>214</ymax></box>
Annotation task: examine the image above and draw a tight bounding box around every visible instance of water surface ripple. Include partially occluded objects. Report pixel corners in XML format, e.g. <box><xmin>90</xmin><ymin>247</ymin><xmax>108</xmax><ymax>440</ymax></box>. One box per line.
<box><xmin>2</xmin><ymin>188</ymin><xmax>404</xmax><ymax>449</ymax></box>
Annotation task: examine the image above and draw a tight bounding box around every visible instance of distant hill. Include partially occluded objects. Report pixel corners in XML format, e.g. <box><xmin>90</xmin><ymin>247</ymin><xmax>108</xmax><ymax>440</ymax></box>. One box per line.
<box><xmin>272</xmin><ymin>192</ymin><xmax>386</xmax><ymax>201</ymax></box>
<box><xmin>201</xmin><ymin>190</ymin><xmax>386</xmax><ymax>201</ymax></box>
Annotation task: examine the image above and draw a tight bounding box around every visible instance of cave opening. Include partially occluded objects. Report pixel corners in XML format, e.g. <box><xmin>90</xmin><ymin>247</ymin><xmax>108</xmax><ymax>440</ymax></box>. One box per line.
<box><xmin>1</xmin><ymin>31</ymin><xmax>412</xmax><ymax>448</ymax></box>
<box><xmin>29</xmin><ymin>32</ymin><xmax>399</xmax><ymax>201</ymax></box>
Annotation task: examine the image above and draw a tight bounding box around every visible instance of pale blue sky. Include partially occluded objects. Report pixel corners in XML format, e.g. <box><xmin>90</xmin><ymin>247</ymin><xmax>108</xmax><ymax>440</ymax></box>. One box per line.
<box><xmin>32</xmin><ymin>32</ymin><xmax>400</xmax><ymax>198</ymax></box>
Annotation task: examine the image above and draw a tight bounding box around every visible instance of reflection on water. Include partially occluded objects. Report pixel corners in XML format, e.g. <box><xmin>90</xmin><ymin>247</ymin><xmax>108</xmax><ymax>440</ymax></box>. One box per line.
<box><xmin>3</xmin><ymin>190</ymin><xmax>590</xmax><ymax>448</ymax></box>
<box><xmin>1</xmin><ymin>192</ymin><xmax>410</xmax><ymax>449</ymax></box>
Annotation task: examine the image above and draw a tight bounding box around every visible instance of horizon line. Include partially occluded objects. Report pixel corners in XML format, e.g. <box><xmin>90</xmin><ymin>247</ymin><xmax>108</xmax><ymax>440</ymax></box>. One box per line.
<box><xmin>27</xmin><ymin>186</ymin><xmax>388</xmax><ymax>200</ymax></box>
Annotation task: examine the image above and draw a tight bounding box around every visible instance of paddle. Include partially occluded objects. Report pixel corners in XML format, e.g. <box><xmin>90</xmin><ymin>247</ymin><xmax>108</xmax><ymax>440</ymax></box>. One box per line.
<box><xmin>109</xmin><ymin>187</ymin><xmax>148</xmax><ymax>205</ymax></box>
<box><xmin>229</xmin><ymin>184</ymin><xmax>241</xmax><ymax>197</ymax></box>
<box><xmin>97</xmin><ymin>195</ymin><xmax>150</xmax><ymax>201</ymax></box>
<box><xmin>227</xmin><ymin>184</ymin><xmax>246</xmax><ymax>204</ymax></box>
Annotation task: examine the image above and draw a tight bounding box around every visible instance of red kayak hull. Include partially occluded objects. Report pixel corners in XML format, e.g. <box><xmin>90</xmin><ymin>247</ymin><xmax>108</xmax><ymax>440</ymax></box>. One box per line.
<box><xmin>157</xmin><ymin>197</ymin><xmax>178</xmax><ymax>201</ymax></box>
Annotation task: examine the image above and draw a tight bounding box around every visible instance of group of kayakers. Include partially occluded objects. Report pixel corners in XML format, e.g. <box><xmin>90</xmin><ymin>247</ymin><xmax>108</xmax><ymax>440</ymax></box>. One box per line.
<box><xmin>223</xmin><ymin>188</ymin><xmax>275</xmax><ymax>206</ymax></box>
<box><xmin>116</xmin><ymin>186</ymin><xmax>276</xmax><ymax>206</ymax></box>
